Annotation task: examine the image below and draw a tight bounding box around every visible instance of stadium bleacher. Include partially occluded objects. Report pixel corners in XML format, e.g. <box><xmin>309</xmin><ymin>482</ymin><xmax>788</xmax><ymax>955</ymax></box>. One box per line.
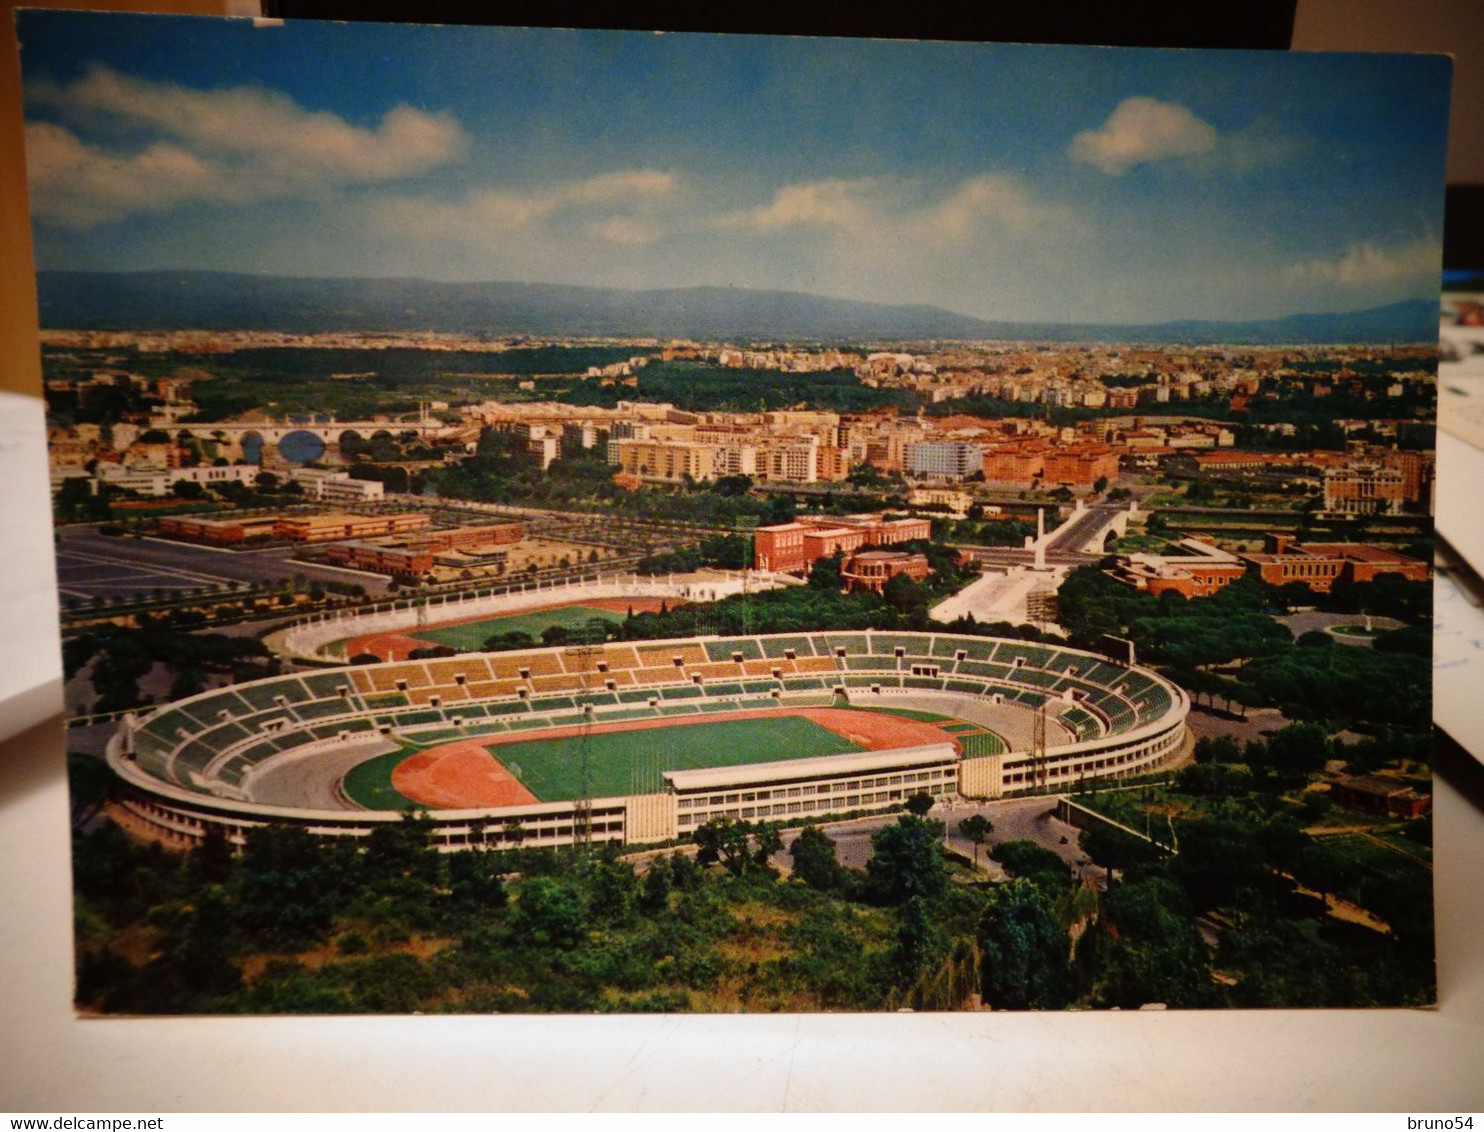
<box><xmin>125</xmin><ymin>629</ymin><xmax>1180</xmax><ymax>803</ymax></box>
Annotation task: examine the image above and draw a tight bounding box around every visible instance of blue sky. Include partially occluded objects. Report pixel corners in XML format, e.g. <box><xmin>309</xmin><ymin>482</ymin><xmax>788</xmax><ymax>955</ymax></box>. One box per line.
<box><xmin>18</xmin><ymin>11</ymin><xmax>1452</xmax><ymax>325</ymax></box>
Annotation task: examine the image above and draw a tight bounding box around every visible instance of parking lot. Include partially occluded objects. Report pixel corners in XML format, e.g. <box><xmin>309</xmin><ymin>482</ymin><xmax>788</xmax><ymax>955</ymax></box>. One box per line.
<box><xmin>55</xmin><ymin>527</ymin><xmax>391</xmax><ymax>602</ymax></box>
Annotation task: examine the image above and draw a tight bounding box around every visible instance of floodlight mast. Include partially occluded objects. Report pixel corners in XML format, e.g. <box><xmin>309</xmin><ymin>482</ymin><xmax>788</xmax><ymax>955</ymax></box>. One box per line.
<box><xmin>1033</xmin><ymin>700</ymin><xmax>1047</xmax><ymax>790</ymax></box>
<box><xmin>568</xmin><ymin>616</ymin><xmax>606</xmax><ymax>851</ymax></box>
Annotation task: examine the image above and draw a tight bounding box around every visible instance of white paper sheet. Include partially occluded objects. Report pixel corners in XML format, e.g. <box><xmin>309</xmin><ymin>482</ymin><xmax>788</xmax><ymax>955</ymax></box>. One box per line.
<box><xmin>0</xmin><ymin>393</ymin><xmax>63</xmax><ymax>741</ymax></box>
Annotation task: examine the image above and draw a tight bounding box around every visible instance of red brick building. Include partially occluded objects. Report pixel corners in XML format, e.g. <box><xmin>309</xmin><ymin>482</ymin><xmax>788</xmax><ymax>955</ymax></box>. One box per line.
<box><xmin>1240</xmin><ymin>534</ymin><xmax>1429</xmax><ymax>592</ymax></box>
<box><xmin>157</xmin><ymin>515</ymin><xmax>279</xmax><ymax>545</ymax></box>
<box><xmin>1323</xmin><ymin>463</ymin><xmax>1406</xmax><ymax>516</ymax></box>
<box><xmin>275</xmin><ymin>512</ymin><xmax>431</xmax><ymax>543</ymax></box>
<box><xmin>982</xmin><ymin>440</ymin><xmax>1049</xmax><ymax>482</ymax></box>
<box><xmin>324</xmin><ymin>541</ymin><xmax>436</xmax><ymax>576</ymax></box>
<box><xmin>752</xmin><ymin>522</ymin><xmax>813</xmax><ymax>573</ymax></box>
<box><xmin>1043</xmin><ymin>443</ymin><xmax>1119</xmax><ymax>486</ymax></box>
<box><xmin>1108</xmin><ymin>538</ymin><xmax>1247</xmax><ymax>599</ymax></box>
<box><xmin>1131</xmin><ymin>561</ymin><xmax>1247</xmax><ymax>599</ymax></box>
<box><xmin>841</xmin><ymin>550</ymin><xmax>932</xmax><ymax>594</ymax></box>
<box><xmin>1330</xmin><ymin>775</ymin><xmax>1431</xmax><ymax>818</ymax></box>
<box><xmin>753</xmin><ymin>514</ymin><xmax>931</xmax><ymax>573</ymax></box>
<box><xmin>412</xmin><ymin>522</ymin><xmax>522</xmax><ymax>553</ymax></box>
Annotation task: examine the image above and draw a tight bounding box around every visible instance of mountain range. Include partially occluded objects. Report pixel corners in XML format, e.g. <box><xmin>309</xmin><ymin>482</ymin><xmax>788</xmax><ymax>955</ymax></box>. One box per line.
<box><xmin>35</xmin><ymin>270</ymin><xmax>1441</xmax><ymax>346</ymax></box>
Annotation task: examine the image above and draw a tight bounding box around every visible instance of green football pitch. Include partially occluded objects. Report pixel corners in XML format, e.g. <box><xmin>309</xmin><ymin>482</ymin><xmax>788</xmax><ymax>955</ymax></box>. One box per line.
<box><xmin>491</xmin><ymin>715</ymin><xmax>865</xmax><ymax>802</ymax></box>
<box><xmin>341</xmin><ymin>745</ymin><xmax>418</xmax><ymax>810</ymax></box>
<box><xmin>412</xmin><ymin>603</ymin><xmax>625</xmax><ymax>651</ymax></box>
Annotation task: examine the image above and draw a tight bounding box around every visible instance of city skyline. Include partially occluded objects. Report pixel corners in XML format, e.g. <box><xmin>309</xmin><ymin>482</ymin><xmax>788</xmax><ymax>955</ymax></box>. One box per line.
<box><xmin>20</xmin><ymin>12</ymin><xmax>1452</xmax><ymax>326</ymax></box>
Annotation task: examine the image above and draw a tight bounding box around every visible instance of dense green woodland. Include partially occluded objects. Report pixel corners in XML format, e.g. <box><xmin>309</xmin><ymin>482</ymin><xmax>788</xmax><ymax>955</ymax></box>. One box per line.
<box><xmin>71</xmin><ymin>778</ymin><xmax>1432</xmax><ymax>1012</ymax></box>
<box><xmin>1056</xmin><ymin>567</ymin><xmax>1431</xmax><ymax>730</ymax></box>
<box><xmin>44</xmin><ymin>350</ymin><xmax>916</xmax><ymax>425</ymax></box>
<box><xmin>64</xmin><ymin>624</ymin><xmax>278</xmax><ymax>713</ymax></box>
<box><xmin>551</xmin><ymin>360</ymin><xmax>920</xmax><ymax>414</ymax></box>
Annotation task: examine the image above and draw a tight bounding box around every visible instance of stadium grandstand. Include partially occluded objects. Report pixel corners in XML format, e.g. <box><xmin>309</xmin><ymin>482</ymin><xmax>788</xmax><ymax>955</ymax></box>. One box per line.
<box><xmin>108</xmin><ymin>630</ymin><xmax>1188</xmax><ymax>850</ymax></box>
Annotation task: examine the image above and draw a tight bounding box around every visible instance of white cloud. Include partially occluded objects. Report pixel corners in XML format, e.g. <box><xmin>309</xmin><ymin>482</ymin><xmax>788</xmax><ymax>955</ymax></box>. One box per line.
<box><xmin>1284</xmin><ymin>238</ymin><xmax>1442</xmax><ymax>287</ymax></box>
<box><xmin>588</xmin><ymin>216</ymin><xmax>664</xmax><ymax>246</ymax></box>
<box><xmin>24</xmin><ymin>65</ymin><xmax>467</xmax><ymax>227</ymax></box>
<box><xmin>918</xmin><ymin>174</ymin><xmax>1066</xmax><ymax>240</ymax></box>
<box><xmin>714</xmin><ymin>174</ymin><xmax>1068</xmax><ymax>246</ymax></box>
<box><xmin>562</xmin><ymin>169</ymin><xmax>677</xmax><ymax>204</ymax></box>
<box><xmin>25</xmin><ymin>121</ymin><xmax>222</xmax><ymax>227</ymax></box>
<box><xmin>363</xmin><ymin>169</ymin><xmax>680</xmax><ymax>245</ymax></box>
<box><xmin>715</xmin><ymin>178</ymin><xmax>878</xmax><ymax>232</ymax></box>
<box><xmin>1069</xmin><ymin>96</ymin><xmax>1217</xmax><ymax>176</ymax></box>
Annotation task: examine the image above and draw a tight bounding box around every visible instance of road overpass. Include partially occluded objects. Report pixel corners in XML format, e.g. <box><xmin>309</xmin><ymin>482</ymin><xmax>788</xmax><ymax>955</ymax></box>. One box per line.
<box><xmin>935</xmin><ymin>501</ymin><xmax>1136</xmax><ymax>625</ymax></box>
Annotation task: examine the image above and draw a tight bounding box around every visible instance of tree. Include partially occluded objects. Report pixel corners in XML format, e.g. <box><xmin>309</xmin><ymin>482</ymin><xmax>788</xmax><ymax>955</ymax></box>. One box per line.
<box><xmin>990</xmin><ymin>839</ymin><xmax>1073</xmax><ymax>892</ymax></box>
<box><xmin>1094</xmin><ymin>874</ymin><xmax>1214</xmax><ymax>1009</ymax></box>
<box><xmin>67</xmin><ymin>752</ymin><xmax>114</xmax><ymax>830</ymax></box>
<box><xmin>512</xmin><ymin>876</ymin><xmax>588</xmax><ymax>948</ymax></box>
<box><xmin>892</xmin><ymin>895</ymin><xmax>946</xmax><ymax>981</ymax></box>
<box><xmin>865</xmin><ymin>816</ymin><xmax>947</xmax><ymax>905</ymax></box>
<box><xmin>362</xmin><ymin>808</ymin><xmax>440</xmax><ymax>888</ymax></box>
<box><xmin>235</xmin><ymin>825</ymin><xmax>338</xmax><ymax>949</ymax></box>
<box><xmin>446</xmin><ymin>851</ymin><xmax>507</xmax><ymax>913</ymax></box>
<box><xmin>752</xmin><ymin>821</ymin><xmax>784</xmax><ymax>870</ymax></box>
<box><xmin>807</xmin><ymin>552</ymin><xmax>844</xmax><ymax>591</ymax></box>
<box><xmin>1265</xmin><ymin>721</ymin><xmax>1332</xmax><ymax>780</ymax></box>
<box><xmin>1079</xmin><ymin>823</ymin><xmax>1162</xmax><ymax>879</ymax></box>
<box><xmin>639</xmin><ymin>858</ymin><xmax>673</xmax><ymax>913</ymax></box>
<box><xmin>789</xmin><ymin>824</ymin><xmax>845</xmax><ymax>891</ymax></box>
<box><xmin>187</xmin><ymin>824</ymin><xmax>235</xmax><ymax>886</ymax></box>
<box><xmin>882</xmin><ymin>573</ymin><xmax>931</xmax><ymax>621</ymax></box>
<box><xmin>583</xmin><ymin>855</ymin><xmax>639</xmax><ymax>926</ymax></box>
<box><xmin>904</xmin><ymin>791</ymin><xmax>936</xmax><ymax>818</ymax></box>
<box><xmin>977</xmin><ymin>878</ymin><xmax>1071</xmax><ymax>1010</ymax></box>
<box><xmin>693</xmin><ymin>817</ymin><xmax>754</xmax><ymax>876</ymax></box>
<box><xmin>958</xmin><ymin>814</ymin><xmax>991</xmax><ymax>866</ymax></box>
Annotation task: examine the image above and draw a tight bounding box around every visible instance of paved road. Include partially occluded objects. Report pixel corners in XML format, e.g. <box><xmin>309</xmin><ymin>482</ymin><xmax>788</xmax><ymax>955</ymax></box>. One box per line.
<box><xmin>766</xmin><ymin>794</ymin><xmax>1103</xmax><ymax>885</ymax></box>
<box><xmin>1276</xmin><ymin>610</ymin><xmax>1405</xmax><ymax>647</ymax></box>
<box><xmin>1045</xmin><ymin>504</ymin><xmax>1125</xmax><ymax>555</ymax></box>
<box><xmin>952</xmin><ymin>504</ymin><xmax>1124</xmax><ymax>570</ymax></box>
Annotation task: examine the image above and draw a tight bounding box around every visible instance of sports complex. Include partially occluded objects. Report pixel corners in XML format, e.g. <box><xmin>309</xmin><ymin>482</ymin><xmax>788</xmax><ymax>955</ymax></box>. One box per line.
<box><xmin>108</xmin><ymin>575</ymin><xmax>1191</xmax><ymax>850</ymax></box>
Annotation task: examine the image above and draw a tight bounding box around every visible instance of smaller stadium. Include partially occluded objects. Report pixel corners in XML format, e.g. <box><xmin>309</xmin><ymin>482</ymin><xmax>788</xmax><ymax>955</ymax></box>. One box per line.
<box><xmin>109</xmin><ymin>628</ymin><xmax>1189</xmax><ymax>850</ymax></box>
<box><xmin>336</xmin><ymin>596</ymin><xmax>676</xmax><ymax>662</ymax></box>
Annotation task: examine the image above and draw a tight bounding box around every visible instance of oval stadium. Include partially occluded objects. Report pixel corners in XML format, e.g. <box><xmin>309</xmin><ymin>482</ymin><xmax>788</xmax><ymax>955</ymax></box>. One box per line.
<box><xmin>108</xmin><ymin>627</ymin><xmax>1190</xmax><ymax>850</ymax></box>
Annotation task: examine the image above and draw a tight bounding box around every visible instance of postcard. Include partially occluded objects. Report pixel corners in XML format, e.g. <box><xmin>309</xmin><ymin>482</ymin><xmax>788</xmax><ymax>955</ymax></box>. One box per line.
<box><xmin>20</xmin><ymin>11</ymin><xmax>1447</xmax><ymax>1013</ymax></box>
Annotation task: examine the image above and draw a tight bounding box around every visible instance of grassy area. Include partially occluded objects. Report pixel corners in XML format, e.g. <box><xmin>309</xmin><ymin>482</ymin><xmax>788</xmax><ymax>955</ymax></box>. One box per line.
<box><xmin>1318</xmin><ymin>830</ymin><xmax>1432</xmax><ymax>872</ymax></box>
<box><xmin>1109</xmin><ymin>533</ymin><xmax>1178</xmax><ymax>553</ymax></box>
<box><xmin>1372</xmin><ymin>829</ymin><xmax>1433</xmax><ymax>865</ymax></box>
<box><xmin>491</xmin><ymin>715</ymin><xmax>865</xmax><ymax>801</ymax></box>
<box><xmin>340</xmin><ymin>745</ymin><xmax>420</xmax><ymax>810</ymax></box>
<box><xmin>959</xmin><ymin>732</ymin><xmax>1007</xmax><ymax>757</ymax></box>
<box><xmin>413</xmin><ymin>603</ymin><xmax>624</xmax><ymax>651</ymax></box>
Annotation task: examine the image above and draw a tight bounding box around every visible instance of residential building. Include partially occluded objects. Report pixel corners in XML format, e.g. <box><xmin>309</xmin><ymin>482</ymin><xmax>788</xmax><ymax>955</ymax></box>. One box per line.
<box><xmin>904</xmin><ymin>441</ymin><xmax>982</xmax><ymax>480</ymax></box>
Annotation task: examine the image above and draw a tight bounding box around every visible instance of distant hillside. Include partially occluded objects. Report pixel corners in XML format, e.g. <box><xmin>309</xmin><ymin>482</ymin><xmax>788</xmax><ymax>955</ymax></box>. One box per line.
<box><xmin>35</xmin><ymin>271</ymin><xmax>1441</xmax><ymax>345</ymax></box>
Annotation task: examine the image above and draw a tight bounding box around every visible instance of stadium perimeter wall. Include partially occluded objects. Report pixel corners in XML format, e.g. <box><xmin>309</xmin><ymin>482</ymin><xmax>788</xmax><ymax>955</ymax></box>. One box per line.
<box><xmin>106</xmin><ymin>631</ymin><xmax>1189</xmax><ymax>850</ymax></box>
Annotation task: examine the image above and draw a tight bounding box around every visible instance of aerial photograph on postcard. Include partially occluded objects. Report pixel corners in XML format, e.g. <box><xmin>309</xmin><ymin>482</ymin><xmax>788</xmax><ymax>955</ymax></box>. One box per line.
<box><xmin>21</xmin><ymin>11</ymin><xmax>1448</xmax><ymax>1013</ymax></box>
